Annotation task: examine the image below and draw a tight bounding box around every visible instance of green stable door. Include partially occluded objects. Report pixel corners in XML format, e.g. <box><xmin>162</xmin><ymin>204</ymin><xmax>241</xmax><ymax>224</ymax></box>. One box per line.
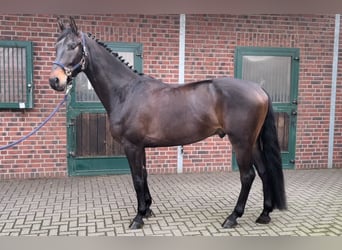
<box><xmin>233</xmin><ymin>47</ymin><xmax>299</xmax><ymax>169</ymax></box>
<box><xmin>67</xmin><ymin>43</ymin><xmax>143</xmax><ymax>176</ymax></box>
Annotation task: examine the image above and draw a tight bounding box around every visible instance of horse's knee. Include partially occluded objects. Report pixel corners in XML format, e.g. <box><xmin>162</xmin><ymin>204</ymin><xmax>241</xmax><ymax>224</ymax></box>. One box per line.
<box><xmin>132</xmin><ymin>176</ymin><xmax>144</xmax><ymax>192</ymax></box>
<box><xmin>240</xmin><ymin>168</ymin><xmax>256</xmax><ymax>184</ymax></box>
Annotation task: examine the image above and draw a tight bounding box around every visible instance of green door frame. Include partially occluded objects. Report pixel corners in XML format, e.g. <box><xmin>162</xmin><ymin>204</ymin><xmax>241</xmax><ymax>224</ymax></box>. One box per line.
<box><xmin>67</xmin><ymin>42</ymin><xmax>143</xmax><ymax>176</ymax></box>
<box><xmin>233</xmin><ymin>47</ymin><xmax>299</xmax><ymax>170</ymax></box>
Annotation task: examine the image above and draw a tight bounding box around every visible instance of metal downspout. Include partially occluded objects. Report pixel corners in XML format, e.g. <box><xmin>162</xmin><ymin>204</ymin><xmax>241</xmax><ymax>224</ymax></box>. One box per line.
<box><xmin>328</xmin><ymin>14</ymin><xmax>340</xmax><ymax>168</ymax></box>
<box><xmin>177</xmin><ymin>14</ymin><xmax>186</xmax><ymax>173</ymax></box>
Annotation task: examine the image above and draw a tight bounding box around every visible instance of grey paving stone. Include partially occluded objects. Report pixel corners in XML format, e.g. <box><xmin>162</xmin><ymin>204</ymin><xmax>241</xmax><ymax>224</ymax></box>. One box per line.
<box><xmin>0</xmin><ymin>169</ymin><xmax>340</xmax><ymax>236</ymax></box>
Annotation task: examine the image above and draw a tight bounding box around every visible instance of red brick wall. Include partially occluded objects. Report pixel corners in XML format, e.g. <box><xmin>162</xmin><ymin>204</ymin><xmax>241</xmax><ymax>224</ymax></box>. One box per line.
<box><xmin>0</xmin><ymin>14</ymin><xmax>341</xmax><ymax>179</ymax></box>
<box><xmin>0</xmin><ymin>15</ymin><xmax>67</xmax><ymax>179</ymax></box>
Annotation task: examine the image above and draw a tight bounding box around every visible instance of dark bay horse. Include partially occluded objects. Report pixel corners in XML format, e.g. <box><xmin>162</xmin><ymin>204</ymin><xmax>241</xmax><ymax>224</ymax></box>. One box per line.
<box><xmin>49</xmin><ymin>17</ymin><xmax>286</xmax><ymax>229</ymax></box>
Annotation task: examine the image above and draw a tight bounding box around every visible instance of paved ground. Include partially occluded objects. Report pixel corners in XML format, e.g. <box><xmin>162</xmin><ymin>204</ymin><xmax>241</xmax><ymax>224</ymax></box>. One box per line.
<box><xmin>0</xmin><ymin>169</ymin><xmax>341</xmax><ymax>236</ymax></box>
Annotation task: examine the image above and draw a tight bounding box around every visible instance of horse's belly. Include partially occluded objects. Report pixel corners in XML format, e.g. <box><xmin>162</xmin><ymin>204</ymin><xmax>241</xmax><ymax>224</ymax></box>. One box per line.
<box><xmin>143</xmin><ymin>120</ymin><xmax>220</xmax><ymax>147</ymax></box>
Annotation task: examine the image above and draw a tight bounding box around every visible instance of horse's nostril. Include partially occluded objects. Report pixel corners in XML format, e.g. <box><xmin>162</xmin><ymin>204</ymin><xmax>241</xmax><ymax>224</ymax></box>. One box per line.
<box><xmin>49</xmin><ymin>77</ymin><xmax>59</xmax><ymax>86</ymax></box>
<box><xmin>49</xmin><ymin>77</ymin><xmax>62</xmax><ymax>91</ymax></box>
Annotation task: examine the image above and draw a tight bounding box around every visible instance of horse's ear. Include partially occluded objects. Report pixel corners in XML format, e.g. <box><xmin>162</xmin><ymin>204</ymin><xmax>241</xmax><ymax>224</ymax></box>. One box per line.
<box><xmin>57</xmin><ymin>17</ymin><xmax>65</xmax><ymax>31</ymax></box>
<box><xmin>69</xmin><ymin>16</ymin><xmax>78</xmax><ymax>35</ymax></box>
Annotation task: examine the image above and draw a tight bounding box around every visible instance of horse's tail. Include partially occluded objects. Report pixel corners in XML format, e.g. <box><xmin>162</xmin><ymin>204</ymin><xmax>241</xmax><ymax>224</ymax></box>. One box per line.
<box><xmin>260</xmin><ymin>93</ymin><xmax>287</xmax><ymax>210</ymax></box>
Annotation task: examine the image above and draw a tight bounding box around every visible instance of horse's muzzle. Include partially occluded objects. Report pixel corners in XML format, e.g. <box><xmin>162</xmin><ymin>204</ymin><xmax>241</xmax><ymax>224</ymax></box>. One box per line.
<box><xmin>49</xmin><ymin>67</ymin><xmax>70</xmax><ymax>92</ymax></box>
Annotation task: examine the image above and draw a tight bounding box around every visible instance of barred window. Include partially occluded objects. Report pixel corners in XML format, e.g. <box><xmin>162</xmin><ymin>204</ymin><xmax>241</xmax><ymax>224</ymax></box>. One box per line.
<box><xmin>0</xmin><ymin>40</ymin><xmax>33</xmax><ymax>109</ymax></box>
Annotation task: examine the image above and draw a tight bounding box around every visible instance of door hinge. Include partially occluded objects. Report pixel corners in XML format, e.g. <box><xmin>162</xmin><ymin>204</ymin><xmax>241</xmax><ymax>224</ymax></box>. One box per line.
<box><xmin>291</xmin><ymin>110</ymin><xmax>297</xmax><ymax>116</ymax></box>
<box><xmin>290</xmin><ymin>159</ymin><xmax>295</xmax><ymax>164</ymax></box>
<box><xmin>292</xmin><ymin>99</ymin><xmax>298</xmax><ymax>105</ymax></box>
<box><xmin>293</xmin><ymin>56</ymin><xmax>300</xmax><ymax>61</ymax></box>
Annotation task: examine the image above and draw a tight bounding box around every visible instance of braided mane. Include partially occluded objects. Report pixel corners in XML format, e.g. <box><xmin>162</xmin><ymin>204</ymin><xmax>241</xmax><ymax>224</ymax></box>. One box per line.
<box><xmin>87</xmin><ymin>33</ymin><xmax>143</xmax><ymax>76</ymax></box>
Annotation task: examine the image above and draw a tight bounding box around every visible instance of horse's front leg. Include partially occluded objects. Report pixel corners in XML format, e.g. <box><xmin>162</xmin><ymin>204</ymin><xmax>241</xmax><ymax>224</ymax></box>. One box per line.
<box><xmin>124</xmin><ymin>142</ymin><xmax>153</xmax><ymax>229</ymax></box>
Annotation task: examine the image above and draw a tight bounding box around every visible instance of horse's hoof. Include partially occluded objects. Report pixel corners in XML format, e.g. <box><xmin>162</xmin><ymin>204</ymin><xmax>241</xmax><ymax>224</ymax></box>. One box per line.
<box><xmin>222</xmin><ymin>218</ymin><xmax>238</xmax><ymax>228</ymax></box>
<box><xmin>129</xmin><ymin>220</ymin><xmax>144</xmax><ymax>229</ymax></box>
<box><xmin>256</xmin><ymin>214</ymin><xmax>271</xmax><ymax>224</ymax></box>
<box><xmin>144</xmin><ymin>209</ymin><xmax>155</xmax><ymax>219</ymax></box>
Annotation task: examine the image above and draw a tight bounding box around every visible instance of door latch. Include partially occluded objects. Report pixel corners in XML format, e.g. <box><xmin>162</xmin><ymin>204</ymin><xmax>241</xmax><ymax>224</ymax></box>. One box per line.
<box><xmin>68</xmin><ymin>151</ymin><xmax>76</xmax><ymax>157</ymax></box>
<box><xmin>67</xmin><ymin>119</ymin><xmax>75</xmax><ymax>128</ymax></box>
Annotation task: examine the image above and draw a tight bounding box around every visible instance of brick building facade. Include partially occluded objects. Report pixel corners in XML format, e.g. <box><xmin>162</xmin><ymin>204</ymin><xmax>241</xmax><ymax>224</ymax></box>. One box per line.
<box><xmin>0</xmin><ymin>14</ymin><xmax>341</xmax><ymax>179</ymax></box>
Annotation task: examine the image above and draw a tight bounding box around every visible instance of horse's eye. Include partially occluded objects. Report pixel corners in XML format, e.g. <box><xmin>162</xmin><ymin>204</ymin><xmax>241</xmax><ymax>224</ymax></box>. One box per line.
<box><xmin>68</xmin><ymin>42</ymin><xmax>79</xmax><ymax>50</ymax></box>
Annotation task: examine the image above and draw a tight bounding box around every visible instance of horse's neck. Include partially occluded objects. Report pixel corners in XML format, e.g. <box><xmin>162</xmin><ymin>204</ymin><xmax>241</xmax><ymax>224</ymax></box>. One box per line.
<box><xmin>83</xmin><ymin>38</ymin><xmax>140</xmax><ymax>113</ymax></box>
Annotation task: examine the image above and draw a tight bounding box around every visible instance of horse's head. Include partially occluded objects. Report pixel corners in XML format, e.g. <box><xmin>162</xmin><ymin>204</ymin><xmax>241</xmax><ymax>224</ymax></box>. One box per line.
<box><xmin>49</xmin><ymin>17</ymin><xmax>87</xmax><ymax>92</ymax></box>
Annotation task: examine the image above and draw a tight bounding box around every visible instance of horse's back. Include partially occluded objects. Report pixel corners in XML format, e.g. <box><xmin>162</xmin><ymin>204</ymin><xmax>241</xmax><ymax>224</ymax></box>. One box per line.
<box><xmin>138</xmin><ymin>76</ymin><xmax>269</xmax><ymax>130</ymax></box>
<box><xmin>213</xmin><ymin>77</ymin><xmax>267</xmax><ymax>103</ymax></box>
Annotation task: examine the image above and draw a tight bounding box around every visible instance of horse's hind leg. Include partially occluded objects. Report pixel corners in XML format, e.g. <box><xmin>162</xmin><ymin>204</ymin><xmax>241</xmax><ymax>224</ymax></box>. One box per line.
<box><xmin>222</xmin><ymin>144</ymin><xmax>255</xmax><ymax>228</ymax></box>
<box><xmin>124</xmin><ymin>142</ymin><xmax>153</xmax><ymax>229</ymax></box>
<box><xmin>253</xmin><ymin>142</ymin><xmax>273</xmax><ymax>224</ymax></box>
